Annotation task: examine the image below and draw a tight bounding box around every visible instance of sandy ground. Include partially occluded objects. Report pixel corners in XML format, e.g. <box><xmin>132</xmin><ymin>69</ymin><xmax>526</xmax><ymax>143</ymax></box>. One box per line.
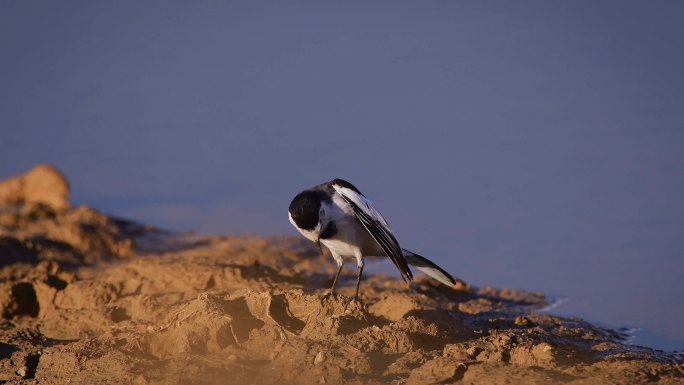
<box><xmin>0</xmin><ymin>166</ymin><xmax>682</xmax><ymax>384</ymax></box>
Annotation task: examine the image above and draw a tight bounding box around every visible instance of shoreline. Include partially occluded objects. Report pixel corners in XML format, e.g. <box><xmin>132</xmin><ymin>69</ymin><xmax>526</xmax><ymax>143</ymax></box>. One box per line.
<box><xmin>1</xmin><ymin>166</ymin><xmax>682</xmax><ymax>384</ymax></box>
<box><xmin>2</xmin><ymin>204</ymin><xmax>682</xmax><ymax>384</ymax></box>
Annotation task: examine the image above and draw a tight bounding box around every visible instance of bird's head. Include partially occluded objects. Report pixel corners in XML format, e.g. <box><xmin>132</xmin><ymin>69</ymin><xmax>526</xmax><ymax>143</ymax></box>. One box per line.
<box><xmin>288</xmin><ymin>190</ymin><xmax>325</xmax><ymax>244</ymax></box>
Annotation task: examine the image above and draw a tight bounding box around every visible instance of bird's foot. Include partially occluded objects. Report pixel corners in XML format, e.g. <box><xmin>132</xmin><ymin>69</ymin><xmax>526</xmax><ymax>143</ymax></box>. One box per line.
<box><xmin>319</xmin><ymin>289</ymin><xmax>337</xmax><ymax>301</ymax></box>
<box><xmin>342</xmin><ymin>296</ymin><xmax>366</xmax><ymax>315</ymax></box>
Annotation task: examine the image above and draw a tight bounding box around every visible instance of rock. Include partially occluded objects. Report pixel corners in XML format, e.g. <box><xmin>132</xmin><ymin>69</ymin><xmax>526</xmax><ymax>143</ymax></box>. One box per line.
<box><xmin>0</xmin><ymin>164</ymin><xmax>70</xmax><ymax>211</ymax></box>
<box><xmin>314</xmin><ymin>350</ymin><xmax>326</xmax><ymax>365</ymax></box>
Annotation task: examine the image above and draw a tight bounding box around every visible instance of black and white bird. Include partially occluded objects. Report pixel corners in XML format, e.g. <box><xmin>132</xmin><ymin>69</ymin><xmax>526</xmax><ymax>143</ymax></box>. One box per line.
<box><xmin>288</xmin><ymin>178</ymin><xmax>456</xmax><ymax>298</ymax></box>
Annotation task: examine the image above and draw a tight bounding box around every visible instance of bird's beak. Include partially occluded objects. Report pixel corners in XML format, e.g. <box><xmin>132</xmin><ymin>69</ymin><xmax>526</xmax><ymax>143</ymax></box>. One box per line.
<box><xmin>316</xmin><ymin>237</ymin><xmax>323</xmax><ymax>255</ymax></box>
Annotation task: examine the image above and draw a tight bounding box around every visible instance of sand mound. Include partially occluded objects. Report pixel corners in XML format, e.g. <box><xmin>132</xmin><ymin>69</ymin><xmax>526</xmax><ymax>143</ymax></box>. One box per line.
<box><xmin>0</xmin><ymin>165</ymin><xmax>70</xmax><ymax>211</ymax></box>
<box><xmin>0</xmin><ymin>166</ymin><xmax>157</xmax><ymax>268</ymax></box>
<box><xmin>0</xmin><ymin>166</ymin><xmax>682</xmax><ymax>384</ymax></box>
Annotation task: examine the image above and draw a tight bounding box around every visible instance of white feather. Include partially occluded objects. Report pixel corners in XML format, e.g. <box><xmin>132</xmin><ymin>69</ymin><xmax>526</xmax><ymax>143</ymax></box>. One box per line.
<box><xmin>331</xmin><ymin>184</ymin><xmax>391</xmax><ymax>228</ymax></box>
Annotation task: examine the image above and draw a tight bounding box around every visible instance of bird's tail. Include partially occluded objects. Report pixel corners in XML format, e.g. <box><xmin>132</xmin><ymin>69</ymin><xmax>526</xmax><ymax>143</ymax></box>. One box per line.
<box><xmin>402</xmin><ymin>249</ymin><xmax>457</xmax><ymax>287</ymax></box>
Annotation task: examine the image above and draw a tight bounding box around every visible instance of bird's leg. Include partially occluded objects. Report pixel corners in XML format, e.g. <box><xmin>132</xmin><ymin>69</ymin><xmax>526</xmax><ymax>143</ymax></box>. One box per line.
<box><xmin>353</xmin><ymin>263</ymin><xmax>364</xmax><ymax>300</ymax></box>
<box><xmin>321</xmin><ymin>263</ymin><xmax>343</xmax><ymax>299</ymax></box>
<box><xmin>329</xmin><ymin>264</ymin><xmax>344</xmax><ymax>296</ymax></box>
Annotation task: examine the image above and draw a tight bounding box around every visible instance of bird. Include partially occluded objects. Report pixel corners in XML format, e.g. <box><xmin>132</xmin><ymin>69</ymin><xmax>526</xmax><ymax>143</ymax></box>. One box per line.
<box><xmin>288</xmin><ymin>178</ymin><xmax>457</xmax><ymax>298</ymax></box>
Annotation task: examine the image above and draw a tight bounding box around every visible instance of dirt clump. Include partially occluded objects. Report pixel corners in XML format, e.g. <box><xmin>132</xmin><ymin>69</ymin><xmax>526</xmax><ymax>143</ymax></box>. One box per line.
<box><xmin>0</xmin><ymin>165</ymin><xmax>70</xmax><ymax>212</ymax></box>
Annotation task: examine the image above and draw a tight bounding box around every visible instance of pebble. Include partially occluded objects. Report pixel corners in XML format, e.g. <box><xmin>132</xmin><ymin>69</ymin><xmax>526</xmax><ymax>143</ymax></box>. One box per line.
<box><xmin>314</xmin><ymin>351</ymin><xmax>326</xmax><ymax>365</ymax></box>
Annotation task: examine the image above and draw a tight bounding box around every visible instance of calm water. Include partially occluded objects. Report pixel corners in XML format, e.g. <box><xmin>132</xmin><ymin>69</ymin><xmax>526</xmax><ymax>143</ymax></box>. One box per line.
<box><xmin>1</xmin><ymin>1</ymin><xmax>683</xmax><ymax>351</ymax></box>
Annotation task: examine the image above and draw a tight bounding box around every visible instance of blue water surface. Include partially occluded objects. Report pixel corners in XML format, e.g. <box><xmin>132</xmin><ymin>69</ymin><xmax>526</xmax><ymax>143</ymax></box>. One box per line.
<box><xmin>1</xmin><ymin>1</ymin><xmax>683</xmax><ymax>351</ymax></box>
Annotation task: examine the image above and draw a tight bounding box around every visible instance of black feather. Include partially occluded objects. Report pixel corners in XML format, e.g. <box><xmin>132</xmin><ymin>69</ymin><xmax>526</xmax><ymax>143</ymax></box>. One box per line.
<box><xmin>336</xmin><ymin>192</ymin><xmax>413</xmax><ymax>282</ymax></box>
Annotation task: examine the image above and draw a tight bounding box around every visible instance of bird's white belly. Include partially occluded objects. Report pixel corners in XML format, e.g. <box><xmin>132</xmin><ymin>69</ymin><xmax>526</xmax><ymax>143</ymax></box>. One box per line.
<box><xmin>321</xmin><ymin>238</ymin><xmax>359</xmax><ymax>259</ymax></box>
<box><xmin>320</xmin><ymin>216</ymin><xmax>384</xmax><ymax>261</ymax></box>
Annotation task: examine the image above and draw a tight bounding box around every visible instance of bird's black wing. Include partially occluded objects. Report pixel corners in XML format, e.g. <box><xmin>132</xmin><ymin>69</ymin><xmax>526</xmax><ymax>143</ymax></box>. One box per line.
<box><xmin>331</xmin><ymin>180</ymin><xmax>413</xmax><ymax>282</ymax></box>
